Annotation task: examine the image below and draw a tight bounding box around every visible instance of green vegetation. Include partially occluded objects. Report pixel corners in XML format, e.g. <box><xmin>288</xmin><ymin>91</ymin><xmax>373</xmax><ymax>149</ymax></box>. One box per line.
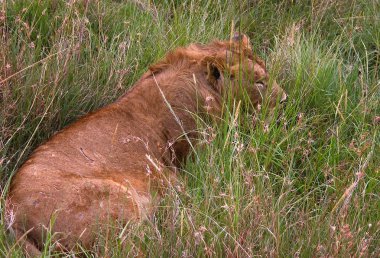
<box><xmin>0</xmin><ymin>0</ymin><xmax>379</xmax><ymax>256</ymax></box>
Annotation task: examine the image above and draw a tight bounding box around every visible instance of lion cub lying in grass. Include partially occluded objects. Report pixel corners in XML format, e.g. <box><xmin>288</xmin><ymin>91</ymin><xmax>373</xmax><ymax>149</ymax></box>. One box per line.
<box><xmin>6</xmin><ymin>34</ymin><xmax>287</xmax><ymax>255</ymax></box>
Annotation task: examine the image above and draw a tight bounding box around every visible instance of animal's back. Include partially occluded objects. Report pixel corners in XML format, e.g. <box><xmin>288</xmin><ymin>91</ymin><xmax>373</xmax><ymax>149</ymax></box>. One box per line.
<box><xmin>7</xmin><ymin>101</ymin><xmax>160</xmax><ymax>251</ymax></box>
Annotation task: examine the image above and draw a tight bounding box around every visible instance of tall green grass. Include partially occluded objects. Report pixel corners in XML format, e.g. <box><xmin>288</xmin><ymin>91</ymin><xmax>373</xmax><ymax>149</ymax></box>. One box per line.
<box><xmin>0</xmin><ymin>0</ymin><xmax>379</xmax><ymax>256</ymax></box>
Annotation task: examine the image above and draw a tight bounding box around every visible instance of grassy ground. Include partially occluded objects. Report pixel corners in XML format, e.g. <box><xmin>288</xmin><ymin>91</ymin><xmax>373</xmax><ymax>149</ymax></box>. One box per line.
<box><xmin>0</xmin><ymin>0</ymin><xmax>379</xmax><ymax>257</ymax></box>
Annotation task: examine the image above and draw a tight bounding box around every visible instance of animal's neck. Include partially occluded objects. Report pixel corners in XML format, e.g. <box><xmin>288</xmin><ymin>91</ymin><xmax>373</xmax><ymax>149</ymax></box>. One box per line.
<box><xmin>118</xmin><ymin>70</ymin><xmax>205</xmax><ymax>166</ymax></box>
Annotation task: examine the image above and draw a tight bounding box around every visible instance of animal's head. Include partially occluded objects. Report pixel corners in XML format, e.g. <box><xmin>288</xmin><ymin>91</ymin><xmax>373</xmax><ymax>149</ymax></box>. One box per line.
<box><xmin>200</xmin><ymin>34</ymin><xmax>287</xmax><ymax>111</ymax></box>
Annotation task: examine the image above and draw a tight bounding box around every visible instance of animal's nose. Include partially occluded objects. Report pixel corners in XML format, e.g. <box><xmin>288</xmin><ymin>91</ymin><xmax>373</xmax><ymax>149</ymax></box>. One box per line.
<box><xmin>280</xmin><ymin>92</ymin><xmax>288</xmax><ymax>104</ymax></box>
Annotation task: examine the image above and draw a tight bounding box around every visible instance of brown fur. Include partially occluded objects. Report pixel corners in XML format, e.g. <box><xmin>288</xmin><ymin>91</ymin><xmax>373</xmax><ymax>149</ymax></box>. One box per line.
<box><xmin>6</xmin><ymin>35</ymin><xmax>286</xmax><ymax>255</ymax></box>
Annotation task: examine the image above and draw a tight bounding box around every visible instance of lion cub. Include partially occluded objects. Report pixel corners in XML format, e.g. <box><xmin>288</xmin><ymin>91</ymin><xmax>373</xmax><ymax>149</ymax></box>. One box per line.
<box><xmin>6</xmin><ymin>34</ymin><xmax>286</xmax><ymax>255</ymax></box>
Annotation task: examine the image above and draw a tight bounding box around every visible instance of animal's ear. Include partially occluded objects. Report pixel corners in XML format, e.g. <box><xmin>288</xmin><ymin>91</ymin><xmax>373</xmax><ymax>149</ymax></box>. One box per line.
<box><xmin>207</xmin><ymin>62</ymin><xmax>221</xmax><ymax>82</ymax></box>
<box><xmin>203</xmin><ymin>58</ymin><xmax>224</xmax><ymax>94</ymax></box>
<box><xmin>232</xmin><ymin>33</ymin><xmax>251</xmax><ymax>49</ymax></box>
